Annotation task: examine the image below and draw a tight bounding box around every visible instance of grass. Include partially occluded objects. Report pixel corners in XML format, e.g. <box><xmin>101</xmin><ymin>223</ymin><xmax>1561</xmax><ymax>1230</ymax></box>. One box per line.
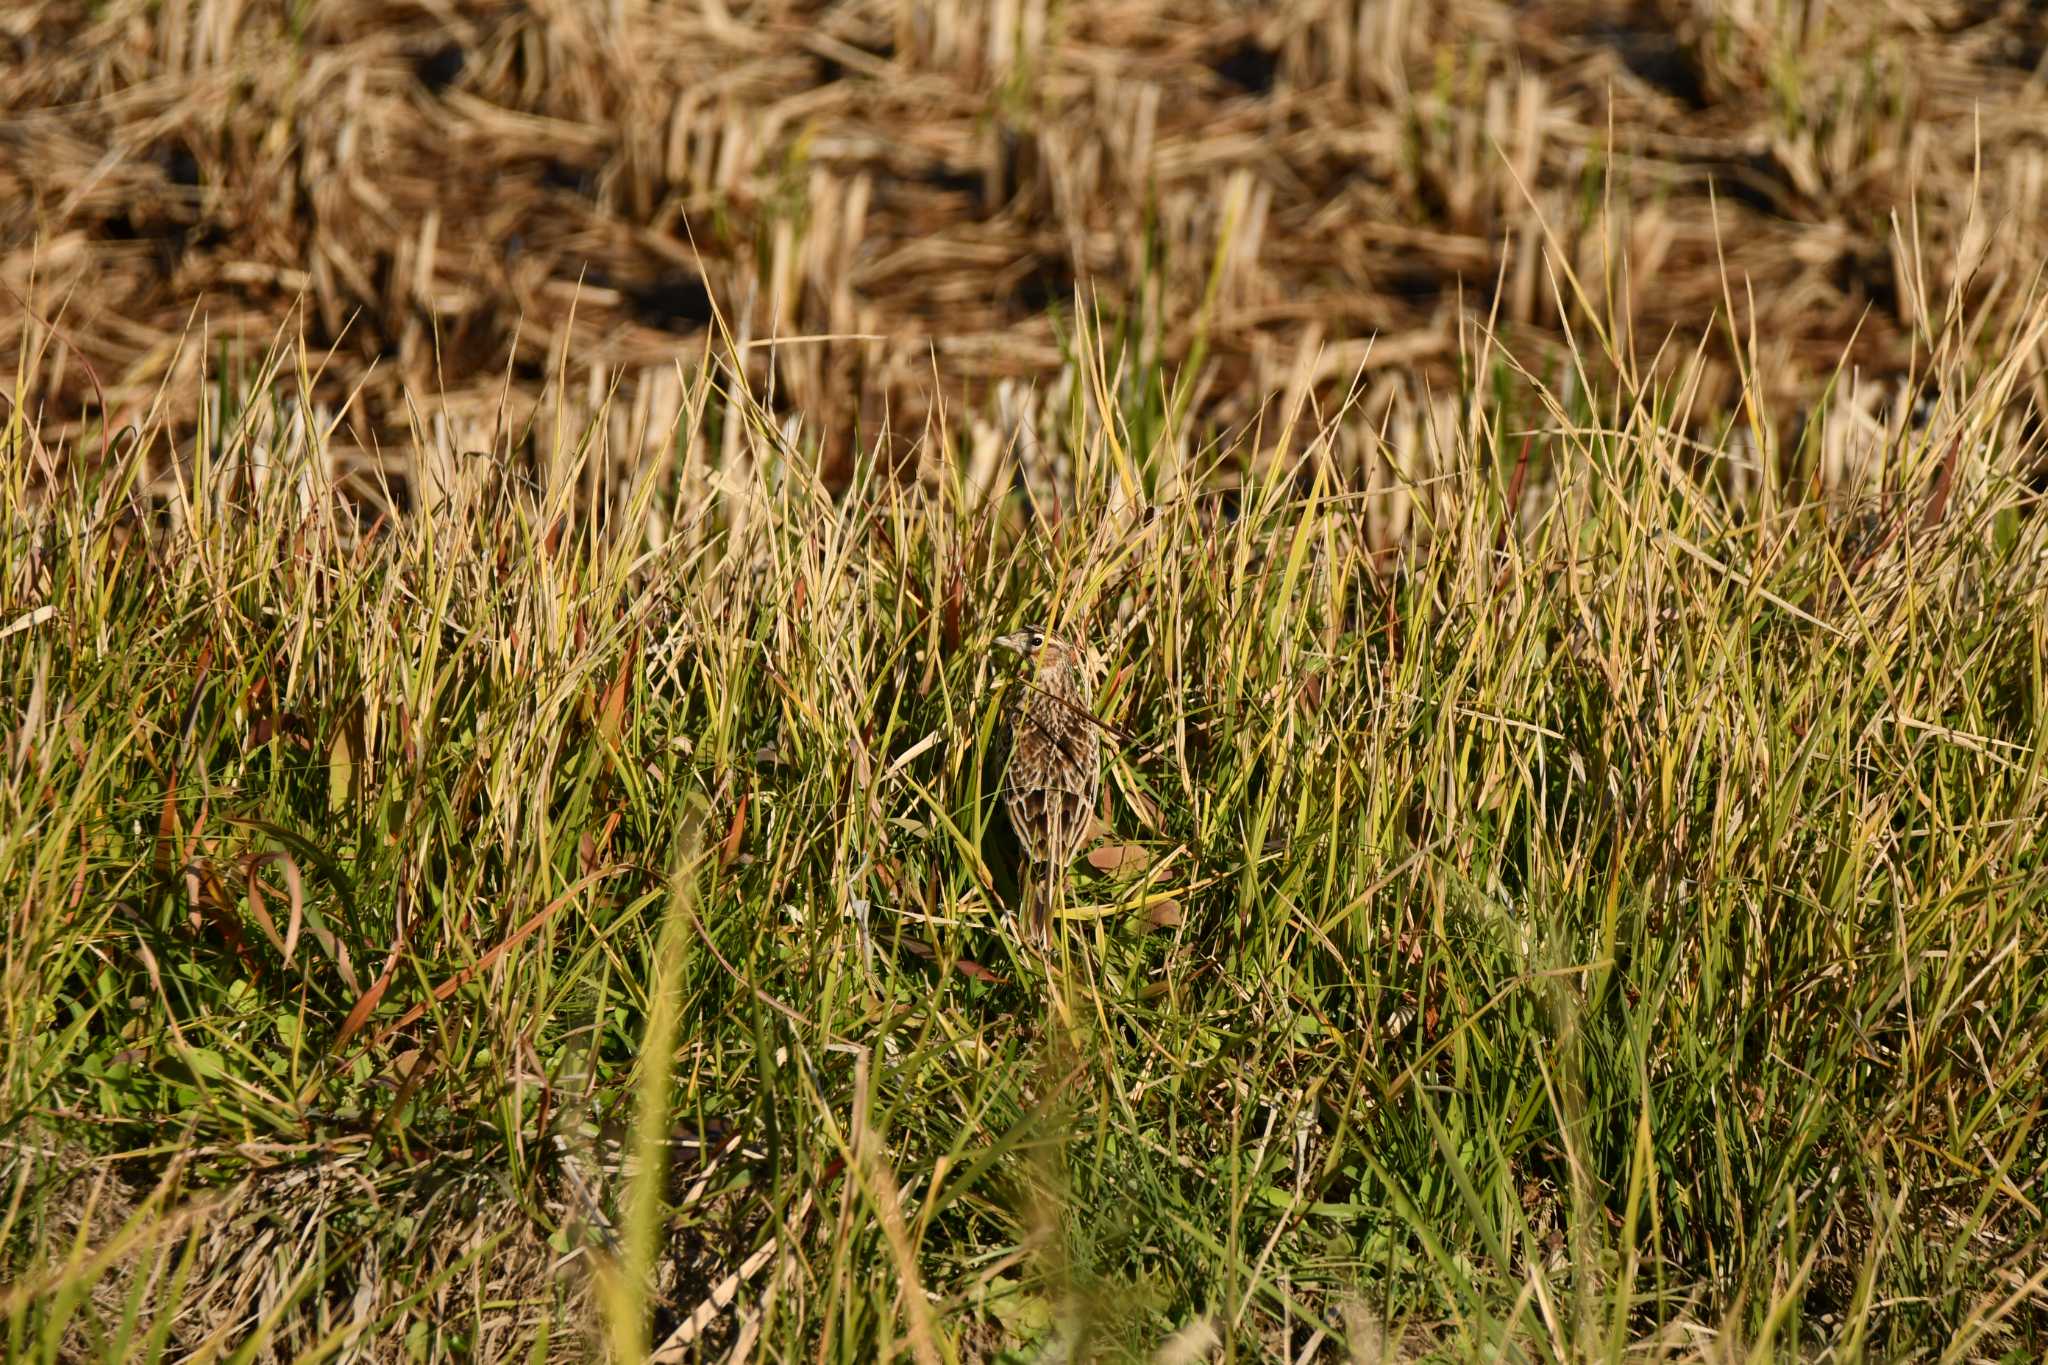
<box><xmin>6</xmin><ymin>1</ymin><xmax>2048</xmax><ymax>1357</ymax></box>
<box><xmin>3</xmin><ymin>269</ymin><xmax>2047</xmax><ymax>1361</ymax></box>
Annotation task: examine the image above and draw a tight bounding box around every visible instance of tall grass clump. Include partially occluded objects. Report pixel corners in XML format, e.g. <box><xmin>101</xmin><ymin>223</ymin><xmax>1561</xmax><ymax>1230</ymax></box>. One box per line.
<box><xmin>2</xmin><ymin>286</ymin><xmax>2046</xmax><ymax>1361</ymax></box>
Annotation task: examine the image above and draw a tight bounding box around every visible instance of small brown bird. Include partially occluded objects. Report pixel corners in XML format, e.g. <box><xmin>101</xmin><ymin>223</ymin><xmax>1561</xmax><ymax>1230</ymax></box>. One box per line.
<box><xmin>996</xmin><ymin>623</ymin><xmax>1101</xmax><ymax>945</ymax></box>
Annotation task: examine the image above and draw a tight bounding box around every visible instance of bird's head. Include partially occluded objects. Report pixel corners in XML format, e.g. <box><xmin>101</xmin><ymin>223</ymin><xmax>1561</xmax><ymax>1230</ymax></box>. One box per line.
<box><xmin>995</xmin><ymin>623</ymin><xmax>1091</xmax><ymax>675</ymax></box>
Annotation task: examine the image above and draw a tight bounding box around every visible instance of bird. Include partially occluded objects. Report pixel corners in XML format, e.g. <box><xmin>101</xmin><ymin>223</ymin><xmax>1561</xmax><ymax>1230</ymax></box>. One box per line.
<box><xmin>995</xmin><ymin>623</ymin><xmax>1101</xmax><ymax>946</ymax></box>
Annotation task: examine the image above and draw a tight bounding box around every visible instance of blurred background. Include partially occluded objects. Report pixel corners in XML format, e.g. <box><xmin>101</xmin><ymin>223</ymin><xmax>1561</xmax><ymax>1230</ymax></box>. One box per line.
<box><xmin>6</xmin><ymin>1</ymin><xmax>2048</xmax><ymax>490</ymax></box>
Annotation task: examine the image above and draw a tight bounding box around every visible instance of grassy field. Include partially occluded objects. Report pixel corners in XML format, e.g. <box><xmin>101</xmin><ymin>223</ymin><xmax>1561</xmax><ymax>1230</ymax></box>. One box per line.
<box><xmin>5</xmin><ymin>292</ymin><xmax>2048</xmax><ymax>1360</ymax></box>
<box><xmin>7</xmin><ymin>1</ymin><xmax>2048</xmax><ymax>1362</ymax></box>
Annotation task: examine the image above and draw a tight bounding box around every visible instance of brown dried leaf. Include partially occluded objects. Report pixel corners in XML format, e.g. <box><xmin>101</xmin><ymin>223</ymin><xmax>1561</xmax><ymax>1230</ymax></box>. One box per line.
<box><xmin>243</xmin><ymin>861</ymin><xmax>286</xmax><ymax>956</ymax></box>
<box><xmin>719</xmin><ymin>792</ymin><xmax>749</xmax><ymax>870</ymax></box>
<box><xmin>1086</xmin><ymin>843</ymin><xmax>1150</xmax><ymax>876</ymax></box>
<box><xmin>154</xmin><ymin>767</ymin><xmax>180</xmax><ymax>882</ymax></box>
<box><xmin>595</xmin><ymin>634</ymin><xmax>636</xmax><ymax>743</ymax></box>
<box><xmin>1140</xmin><ymin>899</ymin><xmax>1183</xmax><ymax>932</ymax></box>
<box><xmin>333</xmin><ymin>965</ymin><xmax>394</xmax><ymax>1052</ymax></box>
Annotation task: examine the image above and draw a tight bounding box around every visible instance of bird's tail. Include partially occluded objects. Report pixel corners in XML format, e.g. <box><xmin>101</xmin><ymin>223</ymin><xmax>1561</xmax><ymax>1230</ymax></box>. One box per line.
<box><xmin>1020</xmin><ymin>870</ymin><xmax>1057</xmax><ymax>948</ymax></box>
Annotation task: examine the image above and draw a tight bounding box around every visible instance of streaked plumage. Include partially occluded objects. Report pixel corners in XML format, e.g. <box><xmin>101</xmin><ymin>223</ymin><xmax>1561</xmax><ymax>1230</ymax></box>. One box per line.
<box><xmin>997</xmin><ymin>624</ymin><xmax>1100</xmax><ymax>944</ymax></box>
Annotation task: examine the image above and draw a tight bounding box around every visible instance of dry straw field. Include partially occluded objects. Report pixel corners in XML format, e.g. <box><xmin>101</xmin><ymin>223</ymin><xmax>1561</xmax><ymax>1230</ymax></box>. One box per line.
<box><xmin>9</xmin><ymin>0</ymin><xmax>2048</xmax><ymax>482</ymax></box>
<box><xmin>5</xmin><ymin>1</ymin><xmax>2048</xmax><ymax>1362</ymax></box>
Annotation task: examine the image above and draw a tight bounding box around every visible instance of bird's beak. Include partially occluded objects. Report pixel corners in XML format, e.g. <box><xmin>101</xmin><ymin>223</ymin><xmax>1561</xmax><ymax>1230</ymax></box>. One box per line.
<box><xmin>994</xmin><ymin>631</ymin><xmax>1031</xmax><ymax>654</ymax></box>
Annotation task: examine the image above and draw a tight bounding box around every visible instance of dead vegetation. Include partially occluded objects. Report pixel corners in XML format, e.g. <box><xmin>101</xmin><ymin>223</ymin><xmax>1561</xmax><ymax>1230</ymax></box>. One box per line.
<box><xmin>3</xmin><ymin>1134</ymin><xmax>589</xmax><ymax>1361</ymax></box>
<box><xmin>2</xmin><ymin>1107</ymin><xmax>791</xmax><ymax>1361</ymax></box>
<box><xmin>7</xmin><ymin>0</ymin><xmax>2048</xmax><ymax>488</ymax></box>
